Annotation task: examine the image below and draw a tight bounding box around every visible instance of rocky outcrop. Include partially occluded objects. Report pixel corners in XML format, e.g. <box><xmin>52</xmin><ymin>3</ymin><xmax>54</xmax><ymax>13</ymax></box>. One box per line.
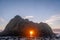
<box><xmin>0</xmin><ymin>15</ymin><xmax>54</xmax><ymax>38</ymax></box>
<box><xmin>38</xmin><ymin>22</ymin><xmax>54</xmax><ymax>38</ymax></box>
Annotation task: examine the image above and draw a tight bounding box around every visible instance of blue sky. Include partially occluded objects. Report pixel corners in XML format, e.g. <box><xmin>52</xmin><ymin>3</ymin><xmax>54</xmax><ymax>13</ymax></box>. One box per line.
<box><xmin>0</xmin><ymin>0</ymin><xmax>60</xmax><ymax>32</ymax></box>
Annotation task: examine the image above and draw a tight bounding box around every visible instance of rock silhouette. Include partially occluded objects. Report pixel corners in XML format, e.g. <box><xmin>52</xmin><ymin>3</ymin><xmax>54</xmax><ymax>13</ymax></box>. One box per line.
<box><xmin>0</xmin><ymin>15</ymin><xmax>54</xmax><ymax>38</ymax></box>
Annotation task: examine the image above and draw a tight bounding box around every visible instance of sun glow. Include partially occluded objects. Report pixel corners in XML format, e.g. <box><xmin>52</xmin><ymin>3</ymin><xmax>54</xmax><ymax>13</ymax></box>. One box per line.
<box><xmin>30</xmin><ymin>30</ymin><xmax>34</xmax><ymax>37</ymax></box>
<box><xmin>25</xmin><ymin>27</ymin><xmax>39</xmax><ymax>37</ymax></box>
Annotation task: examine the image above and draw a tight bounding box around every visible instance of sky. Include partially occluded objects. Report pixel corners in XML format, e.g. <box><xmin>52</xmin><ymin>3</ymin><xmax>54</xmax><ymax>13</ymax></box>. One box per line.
<box><xmin>0</xmin><ymin>0</ymin><xmax>60</xmax><ymax>33</ymax></box>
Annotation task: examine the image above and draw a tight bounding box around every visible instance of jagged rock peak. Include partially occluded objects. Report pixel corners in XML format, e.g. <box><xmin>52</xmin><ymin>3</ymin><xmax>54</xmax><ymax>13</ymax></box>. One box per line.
<box><xmin>14</xmin><ymin>15</ymin><xmax>22</xmax><ymax>19</ymax></box>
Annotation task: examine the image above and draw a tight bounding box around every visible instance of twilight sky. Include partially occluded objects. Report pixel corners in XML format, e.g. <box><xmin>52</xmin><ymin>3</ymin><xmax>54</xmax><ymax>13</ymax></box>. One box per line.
<box><xmin>0</xmin><ymin>0</ymin><xmax>60</xmax><ymax>32</ymax></box>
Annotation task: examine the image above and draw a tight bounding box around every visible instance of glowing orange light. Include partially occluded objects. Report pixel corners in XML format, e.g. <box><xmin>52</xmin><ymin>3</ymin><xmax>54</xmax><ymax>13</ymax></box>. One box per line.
<box><xmin>30</xmin><ymin>31</ymin><xmax>33</xmax><ymax>35</ymax></box>
<box><xmin>30</xmin><ymin>30</ymin><xmax>34</xmax><ymax>37</ymax></box>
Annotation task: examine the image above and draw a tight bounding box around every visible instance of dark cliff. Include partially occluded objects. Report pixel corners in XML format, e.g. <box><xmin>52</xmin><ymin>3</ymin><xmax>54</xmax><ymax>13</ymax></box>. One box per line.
<box><xmin>0</xmin><ymin>15</ymin><xmax>54</xmax><ymax>38</ymax></box>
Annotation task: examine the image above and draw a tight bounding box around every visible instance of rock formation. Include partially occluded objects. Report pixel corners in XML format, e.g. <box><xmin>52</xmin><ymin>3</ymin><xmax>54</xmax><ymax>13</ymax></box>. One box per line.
<box><xmin>0</xmin><ymin>15</ymin><xmax>54</xmax><ymax>38</ymax></box>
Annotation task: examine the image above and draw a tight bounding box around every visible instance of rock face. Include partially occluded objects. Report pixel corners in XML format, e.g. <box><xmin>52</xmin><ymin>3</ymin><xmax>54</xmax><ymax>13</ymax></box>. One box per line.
<box><xmin>0</xmin><ymin>15</ymin><xmax>54</xmax><ymax>38</ymax></box>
